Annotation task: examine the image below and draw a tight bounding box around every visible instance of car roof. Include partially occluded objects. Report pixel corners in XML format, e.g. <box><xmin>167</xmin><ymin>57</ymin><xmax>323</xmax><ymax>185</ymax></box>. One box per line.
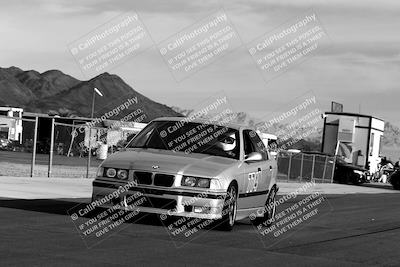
<box><xmin>151</xmin><ymin>117</ymin><xmax>253</xmax><ymax>131</ymax></box>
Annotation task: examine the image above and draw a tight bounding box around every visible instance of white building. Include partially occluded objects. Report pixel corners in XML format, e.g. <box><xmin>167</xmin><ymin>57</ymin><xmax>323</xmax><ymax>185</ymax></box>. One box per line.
<box><xmin>0</xmin><ymin>107</ymin><xmax>23</xmax><ymax>142</ymax></box>
<box><xmin>321</xmin><ymin>112</ymin><xmax>385</xmax><ymax>173</ymax></box>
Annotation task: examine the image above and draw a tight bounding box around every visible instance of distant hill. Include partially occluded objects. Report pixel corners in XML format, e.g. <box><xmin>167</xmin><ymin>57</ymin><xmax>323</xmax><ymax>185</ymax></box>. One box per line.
<box><xmin>0</xmin><ymin>67</ymin><xmax>36</xmax><ymax>107</ymax></box>
<box><xmin>0</xmin><ymin>66</ymin><xmax>182</xmax><ymax>122</ymax></box>
<box><xmin>382</xmin><ymin>122</ymin><xmax>400</xmax><ymax>147</ymax></box>
<box><xmin>381</xmin><ymin>122</ymin><xmax>400</xmax><ymax>160</ymax></box>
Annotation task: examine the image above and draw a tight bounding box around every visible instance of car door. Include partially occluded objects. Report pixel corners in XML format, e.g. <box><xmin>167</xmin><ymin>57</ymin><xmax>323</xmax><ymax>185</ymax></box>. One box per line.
<box><xmin>239</xmin><ymin>130</ymin><xmax>270</xmax><ymax>209</ymax></box>
<box><xmin>250</xmin><ymin>130</ymin><xmax>275</xmax><ymax>191</ymax></box>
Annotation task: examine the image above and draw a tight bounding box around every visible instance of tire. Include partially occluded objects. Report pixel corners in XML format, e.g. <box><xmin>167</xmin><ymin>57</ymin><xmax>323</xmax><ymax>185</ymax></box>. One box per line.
<box><xmin>254</xmin><ymin>186</ymin><xmax>277</xmax><ymax>226</ymax></box>
<box><xmin>393</xmin><ymin>183</ymin><xmax>400</xmax><ymax>190</ymax></box>
<box><xmin>391</xmin><ymin>174</ymin><xmax>400</xmax><ymax>190</ymax></box>
<box><xmin>218</xmin><ymin>183</ymin><xmax>238</xmax><ymax>231</ymax></box>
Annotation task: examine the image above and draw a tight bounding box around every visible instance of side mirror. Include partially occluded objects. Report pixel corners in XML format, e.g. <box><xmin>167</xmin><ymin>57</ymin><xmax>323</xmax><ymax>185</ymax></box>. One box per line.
<box><xmin>244</xmin><ymin>152</ymin><xmax>263</xmax><ymax>163</ymax></box>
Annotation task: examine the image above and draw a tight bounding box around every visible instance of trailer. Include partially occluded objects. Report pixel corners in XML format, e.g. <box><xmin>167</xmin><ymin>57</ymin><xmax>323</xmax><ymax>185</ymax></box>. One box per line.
<box><xmin>321</xmin><ymin>112</ymin><xmax>385</xmax><ymax>174</ymax></box>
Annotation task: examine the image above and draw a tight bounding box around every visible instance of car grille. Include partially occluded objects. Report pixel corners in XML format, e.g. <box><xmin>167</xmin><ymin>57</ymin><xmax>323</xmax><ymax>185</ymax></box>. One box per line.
<box><xmin>133</xmin><ymin>171</ymin><xmax>175</xmax><ymax>187</ymax></box>
<box><xmin>134</xmin><ymin>171</ymin><xmax>152</xmax><ymax>185</ymax></box>
<box><xmin>153</xmin><ymin>173</ymin><xmax>175</xmax><ymax>187</ymax></box>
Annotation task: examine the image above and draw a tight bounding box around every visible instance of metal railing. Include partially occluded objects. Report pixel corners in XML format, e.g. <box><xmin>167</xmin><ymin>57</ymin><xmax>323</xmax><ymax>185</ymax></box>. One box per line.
<box><xmin>277</xmin><ymin>151</ymin><xmax>335</xmax><ymax>183</ymax></box>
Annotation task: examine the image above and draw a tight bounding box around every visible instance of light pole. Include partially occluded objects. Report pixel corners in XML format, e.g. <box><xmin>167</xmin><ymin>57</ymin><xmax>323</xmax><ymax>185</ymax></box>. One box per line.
<box><xmin>86</xmin><ymin>87</ymin><xmax>103</xmax><ymax>178</ymax></box>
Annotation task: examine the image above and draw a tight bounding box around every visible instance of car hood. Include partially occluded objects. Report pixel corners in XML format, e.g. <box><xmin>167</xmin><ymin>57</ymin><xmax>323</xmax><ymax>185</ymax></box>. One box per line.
<box><xmin>101</xmin><ymin>148</ymin><xmax>238</xmax><ymax>178</ymax></box>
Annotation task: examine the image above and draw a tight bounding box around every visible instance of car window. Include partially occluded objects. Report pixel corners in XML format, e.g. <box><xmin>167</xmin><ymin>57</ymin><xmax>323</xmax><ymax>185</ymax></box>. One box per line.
<box><xmin>244</xmin><ymin>130</ymin><xmax>268</xmax><ymax>160</ymax></box>
<box><xmin>243</xmin><ymin>130</ymin><xmax>256</xmax><ymax>155</ymax></box>
<box><xmin>127</xmin><ymin>121</ymin><xmax>240</xmax><ymax>159</ymax></box>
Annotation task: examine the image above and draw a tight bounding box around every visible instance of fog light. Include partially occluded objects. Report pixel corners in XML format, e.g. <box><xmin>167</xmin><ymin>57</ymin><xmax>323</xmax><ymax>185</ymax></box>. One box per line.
<box><xmin>194</xmin><ymin>206</ymin><xmax>211</xmax><ymax>213</ymax></box>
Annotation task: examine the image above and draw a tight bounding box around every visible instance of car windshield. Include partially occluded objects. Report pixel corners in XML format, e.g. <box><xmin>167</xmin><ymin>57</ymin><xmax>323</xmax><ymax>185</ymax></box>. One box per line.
<box><xmin>126</xmin><ymin>121</ymin><xmax>240</xmax><ymax>159</ymax></box>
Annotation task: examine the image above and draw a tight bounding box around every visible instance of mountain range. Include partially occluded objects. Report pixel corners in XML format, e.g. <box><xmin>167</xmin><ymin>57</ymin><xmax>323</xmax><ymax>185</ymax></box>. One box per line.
<box><xmin>0</xmin><ymin>66</ymin><xmax>182</xmax><ymax>121</ymax></box>
<box><xmin>1</xmin><ymin>66</ymin><xmax>398</xmax><ymax>156</ymax></box>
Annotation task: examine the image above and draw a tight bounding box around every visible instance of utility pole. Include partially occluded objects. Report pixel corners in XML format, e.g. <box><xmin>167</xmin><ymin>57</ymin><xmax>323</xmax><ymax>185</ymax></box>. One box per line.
<box><xmin>48</xmin><ymin>117</ymin><xmax>55</xmax><ymax>177</ymax></box>
<box><xmin>31</xmin><ymin>117</ymin><xmax>38</xmax><ymax>177</ymax></box>
<box><xmin>86</xmin><ymin>88</ymin><xmax>103</xmax><ymax>178</ymax></box>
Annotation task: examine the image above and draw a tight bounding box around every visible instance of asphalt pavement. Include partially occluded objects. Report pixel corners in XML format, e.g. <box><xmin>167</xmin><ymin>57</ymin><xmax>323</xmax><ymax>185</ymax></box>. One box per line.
<box><xmin>0</xmin><ymin>180</ymin><xmax>399</xmax><ymax>266</ymax></box>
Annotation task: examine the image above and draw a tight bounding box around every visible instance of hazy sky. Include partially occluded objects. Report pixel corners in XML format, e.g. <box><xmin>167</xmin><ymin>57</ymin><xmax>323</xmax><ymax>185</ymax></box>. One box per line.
<box><xmin>1</xmin><ymin>0</ymin><xmax>399</xmax><ymax>125</ymax></box>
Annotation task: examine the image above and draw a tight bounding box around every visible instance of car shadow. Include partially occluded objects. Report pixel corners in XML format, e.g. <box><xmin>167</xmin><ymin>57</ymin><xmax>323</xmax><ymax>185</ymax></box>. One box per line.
<box><xmin>0</xmin><ymin>197</ymin><xmax>166</xmax><ymax>227</ymax></box>
<box><xmin>0</xmin><ymin>197</ymin><xmax>254</xmax><ymax>232</ymax></box>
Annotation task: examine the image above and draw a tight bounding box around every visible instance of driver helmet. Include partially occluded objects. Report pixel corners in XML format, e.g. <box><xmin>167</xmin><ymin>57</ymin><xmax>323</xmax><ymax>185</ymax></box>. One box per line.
<box><xmin>217</xmin><ymin>132</ymin><xmax>236</xmax><ymax>151</ymax></box>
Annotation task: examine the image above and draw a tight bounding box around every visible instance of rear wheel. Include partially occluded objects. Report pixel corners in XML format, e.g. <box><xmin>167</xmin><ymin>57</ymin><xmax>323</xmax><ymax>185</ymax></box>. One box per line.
<box><xmin>218</xmin><ymin>184</ymin><xmax>238</xmax><ymax>231</ymax></box>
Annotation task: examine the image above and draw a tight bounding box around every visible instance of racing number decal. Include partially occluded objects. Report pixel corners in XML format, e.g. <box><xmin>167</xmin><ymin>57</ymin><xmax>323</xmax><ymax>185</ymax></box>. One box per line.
<box><xmin>246</xmin><ymin>170</ymin><xmax>261</xmax><ymax>193</ymax></box>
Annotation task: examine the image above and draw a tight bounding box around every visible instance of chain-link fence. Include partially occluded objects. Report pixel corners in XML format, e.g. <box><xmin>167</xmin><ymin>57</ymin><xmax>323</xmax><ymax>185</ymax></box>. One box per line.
<box><xmin>0</xmin><ymin>115</ymin><xmax>141</xmax><ymax>178</ymax></box>
<box><xmin>0</xmin><ymin>116</ymin><xmax>39</xmax><ymax>177</ymax></box>
<box><xmin>47</xmin><ymin>122</ymin><xmax>97</xmax><ymax>178</ymax></box>
<box><xmin>49</xmin><ymin>120</ymin><xmax>140</xmax><ymax>178</ymax></box>
<box><xmin>277</xmin><ymin>151</ymin><xmax>335</xmax><ymax>183</ymax></box>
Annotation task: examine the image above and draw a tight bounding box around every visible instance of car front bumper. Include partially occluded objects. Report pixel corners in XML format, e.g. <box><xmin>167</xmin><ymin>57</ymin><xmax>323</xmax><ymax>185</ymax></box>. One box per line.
<box><xmin>92</xmin><ymin>179</ymin><xmax>226</xmax><ymax>220</ymax></box>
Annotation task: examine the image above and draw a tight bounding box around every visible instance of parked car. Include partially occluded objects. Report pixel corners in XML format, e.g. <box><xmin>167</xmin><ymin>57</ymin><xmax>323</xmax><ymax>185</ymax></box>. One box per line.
<box><xmin>301</xmin><ymin>151</ymin><xmax>368</xmax><ymax>184</ymax></box>
<box><xmin>334</xmin><ymin>157</ymin><xmax>368</xmax><ymax>185</ymax></box>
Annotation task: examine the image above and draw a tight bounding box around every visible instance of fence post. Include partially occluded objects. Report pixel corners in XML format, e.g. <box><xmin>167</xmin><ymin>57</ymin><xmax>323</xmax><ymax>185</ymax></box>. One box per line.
<box><xmin>322</xmin><ymin>156</ymin><xmax>328</xmax><ymax>182</ymax></box>
<box><xmin>300</xmin><ymin>153</ymin><xmax>304</xmax><ymax>182</ymax></box>
<box><xmin>287</xmin><ymin>153</ymin><xmax>292</xmax><ymax>182</ymax></box>
<box><xmin>48</xmin><ymin>117</ymin><xmax>55</xmax><ymax>178</ymax></box>
<box><xmin>30</xmin><ymin>117</ymin><xmax>38</xmax><ymax>177</ymax></box>
<box><xmin>87</xmin><ymin>126</ymin><xmax>92</xmax><ymax>179</ymax></box>
<box><xmin>311</xmin><ymin>155</ymin><xmax>315</xmax><ymax>181</ymax></box>
<box><xmin>331</xmin><ymin>156</ymin><xmax>336</xmax><ymax>183</ymax></box>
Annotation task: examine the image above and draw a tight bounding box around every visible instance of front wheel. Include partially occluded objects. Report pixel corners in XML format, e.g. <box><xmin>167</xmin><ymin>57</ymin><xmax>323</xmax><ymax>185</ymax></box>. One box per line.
<box><xmin>218</xmin><ymin>184</ymin><xmax>238</xmax><ymax>231</ymax></box>
<box><xmin>254</xmin><ymin>187</ymin><xmax>277</xmax><ymax>226</ymax></box>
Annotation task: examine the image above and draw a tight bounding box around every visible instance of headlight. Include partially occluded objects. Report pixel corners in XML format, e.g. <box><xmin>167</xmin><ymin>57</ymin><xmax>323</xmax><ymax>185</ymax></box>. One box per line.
<box><xmin>353</xmin><ymin>170</ymin><xmax>364</xmax><ymax>176</ymax></box>
<box><xmin>197</xmin><ymin>178</ymin><xmax>211</xmax><ymax>188</ymax></box>
<box><xmin>181</xmin><ymin>176</ymin><xmax>211</xmax><ymax>188</ymax></box>
<box><xmin>182</xmin><ymin>176</ymin><xmax>197</xmax><ymax>187</ymax></box>
<box><xmin>105</xmin><ymin>168</ymin><xmax>117</xmax><ymax>178</ymax></box>
<box><xmin>117</xmin><ymin>169</ymin><xmax>128</xmax><ymax>180</ymax></box>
